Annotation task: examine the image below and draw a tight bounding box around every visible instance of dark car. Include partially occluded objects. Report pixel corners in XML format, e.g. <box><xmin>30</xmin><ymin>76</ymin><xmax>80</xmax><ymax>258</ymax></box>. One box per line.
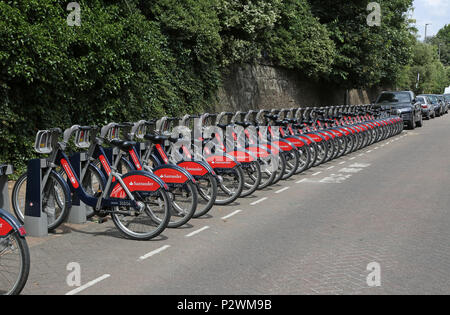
<box><xmin>420</xmin><ymin>94</ymin><xmax>443</xmax><ymax>117</ymax></box>
<box><xmin>374</xmin><ymin>91</ymin><xmax>422</xmax><ymax>129</ymax></box>
<box><xmin>416</xmin><ymin>95</ymin><xmax>435</xmax><ymax>119</ymax></box>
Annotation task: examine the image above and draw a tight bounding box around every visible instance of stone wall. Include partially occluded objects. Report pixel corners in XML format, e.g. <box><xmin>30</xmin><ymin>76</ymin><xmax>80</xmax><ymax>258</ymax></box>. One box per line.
<box><xmin>214</xmin><ymin>63</ymin><xmax>384</xmax><ymax>112</ymax></box>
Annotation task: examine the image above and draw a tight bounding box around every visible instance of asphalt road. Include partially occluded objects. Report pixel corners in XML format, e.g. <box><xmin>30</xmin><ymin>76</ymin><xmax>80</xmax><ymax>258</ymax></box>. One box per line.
<box><xmin>20</xmin><ymin>114</ymin><xmax>450</xmax><ymax>295</ymax></box>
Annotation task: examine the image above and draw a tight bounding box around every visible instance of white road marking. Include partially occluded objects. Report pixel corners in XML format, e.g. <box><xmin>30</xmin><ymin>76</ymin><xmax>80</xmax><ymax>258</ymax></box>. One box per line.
<box><xmin>358</xmin><ymin>154</ymin><xmax>364</xmax><ymax>156</ymax></box>
<box><xmin>339</xmin><ymin>167</ymin><xmax>363</xmax><ymax>173</ymax></box>
<box><xmin>66</xmin><ymin>274</ymin><xmax>111</xmax><ymax>295</ymax></box>
<box><xmin>339</xmin><ymin>161</ymin><xmax>346</xmax><ymax>165</ymax></box>
<box><xmin>349</xmin><ymin>163</ymin><xmax>371</xmax><ymax>168</ymax></box>
<box><xmin>327</xmin><ymin>166</ymin><xmax>335</xmax><ymax>170</ymax></box>
<box><xmin>374</xmin><ymin>147</ymin><xmax>379</xmax><ymax>149</ymax></box>
<box><xmin>221</xmin><ymin>210</ymin><xmax>242</xmax><ymax>220</ymax></box>
<box><xmin>250</xmin><ymin>197</ymin><xmax>268</xmax><ymax>206</ymax></box>
<box><xmin>320</xmin><ymin>173</ymin><xmax>352</xmax><ymax>184</ymax></box>
<box><xmin>312</xmin><ymin>171</ymin><xmax>322</xmax><ymax>176</ymax></box>
<box><xmin>367</xmin><ymin>150</ymin><xmax>373</xmax><ymax>153</ymax></box>
<box><xmin>296</xmin><ymin>178</ymin><xmax>307</xmax><ymax>183</ymax></box>
<box><xmin>275</xmin><ymin>187</ymin><xmax>290</xmax><ymax>194</ymax></box>
<box><xmin>349</xmin><ymin>157</ymin><xmax>356</xmax><ymax>160</ymax></box>
<box><xmin>185</xmin><ymin>226</ymin><xmax>210</xmax><ymax>238</ymax></box>
<box><xmin>138</xmin><ymin>245</ymin><xmax>171</xmax><ymax>261</ymax></box>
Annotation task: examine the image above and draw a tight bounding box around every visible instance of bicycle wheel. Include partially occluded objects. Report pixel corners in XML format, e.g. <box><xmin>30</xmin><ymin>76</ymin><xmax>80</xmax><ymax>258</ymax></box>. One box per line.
<box><xmin>282</xmin><ymin>150</ymin><xmax>299</xmax><ymax>180</ymax></box>
<box><xmin>240</xmin><ymin>161</ymin><xmax>261</xmax><ymax>197</ymax></box>
<box><xmin>193</xmin><ymin>173</ymin><xmax>218</xmax><ymax>218</ymax></box>
<box><xmin>12</xmin><ymin>171</ymin><xmax>70</xmax><ymax>231</ymax></box>
<box><xmin>0</xmin><ymin>232</ymin><xmax>30</xmax><ymax>295</ymax></box>
<box><xmin>111</xmin><ymin>188</ymin><xmax>171</xmax><ymax>240</ymax></box>
<box><xmin>258</xmin><ymin>155</ymin><xmax>278</xmax><ymax>189</ymax></box>
<box><xmin>166</xmin><ymin>181</ymin><xmax>197</xmax><ymax>228</ymax></box>
<box><xmin>272</xmin><ymin>153</ymin><xmax>286</xmax><ymax>185</ymax></box>
<box><xmin>295</xmin><ymin>145</ymin><xmax>311</xmax><ymax>174</ymax></box>
<box><xmin>214</xmin><ymin>167</ymin><xmax>244</xmax><ymax>205</ymax></box>
<box><xmin>313</xmin><ymin>141</ymin><xmax>327</xmax><ymax>166</ymax></box>
<box><xmin>11</xmin><ymin>173</ymin><xmax>27</xmax><ymax>223</ymax></box>
<box><xmin>81</xmin><ymin>164</ymin><xmax>105</xmax><ymax>219</ymax></box>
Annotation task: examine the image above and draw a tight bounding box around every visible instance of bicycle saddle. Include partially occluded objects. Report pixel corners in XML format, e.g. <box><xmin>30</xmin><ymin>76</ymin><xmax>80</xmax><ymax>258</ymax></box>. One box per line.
<box><xmin>110</xmin><ymin>139</ymin><xmax>136</xmax><ymax>151</ymax></box>
<box><xmin>235</xmin><ymin>121</ymin><xmax>253</xmax><ymax>128</ymax></box>
<box><xmin>144</xmin><ymin>133</ymin><xmax>177</xmax><ymax>143</ymax></box>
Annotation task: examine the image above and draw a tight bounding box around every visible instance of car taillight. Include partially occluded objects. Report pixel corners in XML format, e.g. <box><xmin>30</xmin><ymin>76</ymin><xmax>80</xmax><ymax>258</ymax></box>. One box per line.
<box><xmin>421</xmin><ymin>105</ymin><xmax>427</xmax><ymax>108</ymax></box>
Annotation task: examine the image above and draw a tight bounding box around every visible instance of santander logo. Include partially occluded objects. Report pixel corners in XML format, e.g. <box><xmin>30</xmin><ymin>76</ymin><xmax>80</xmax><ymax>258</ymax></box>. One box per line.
<box><xmin>129</xmin><ymin>181</ymin><xmax>154</xmax><ymax>186</ymax></box>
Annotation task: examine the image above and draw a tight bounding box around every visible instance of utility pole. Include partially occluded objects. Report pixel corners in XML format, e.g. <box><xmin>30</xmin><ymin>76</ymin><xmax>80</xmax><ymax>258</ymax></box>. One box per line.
<box><xmin>424</xmin><ymin>23</ymin><xmax>431</xmax><ymax>42</ymax></box>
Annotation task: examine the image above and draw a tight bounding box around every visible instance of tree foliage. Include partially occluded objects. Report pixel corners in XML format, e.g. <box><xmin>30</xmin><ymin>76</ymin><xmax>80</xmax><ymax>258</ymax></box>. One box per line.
<box><xmin>308</xmin><ymin>0</ymin><xmax>415</xmax><ymax>88</ymax></box>
<box><xmin>0</xmin><ymin>0</ymin><xmax>422</xmax><ymax>170</ymax></box>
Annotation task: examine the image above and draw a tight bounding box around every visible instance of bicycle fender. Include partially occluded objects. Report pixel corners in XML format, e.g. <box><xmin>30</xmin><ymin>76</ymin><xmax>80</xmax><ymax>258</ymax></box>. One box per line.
<box><xmin>152</xmin><ymin>164</ymin><xmax>195</xmax><ymax>184</ymax></box>
<box><xmin>0</xmin><ymin>209</ymin><xmax>25</xmax><ymax>238</ymax></box>
<box><xmin>109</xmin><ymin>171</ymin><xmax>168</xmax><ymax>198</ymax></box>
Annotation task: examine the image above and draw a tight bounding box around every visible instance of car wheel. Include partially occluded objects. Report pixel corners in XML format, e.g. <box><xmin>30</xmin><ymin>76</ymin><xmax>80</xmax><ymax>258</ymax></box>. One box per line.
<box><xmin>416</xmin><ymin>114</ymin><xmax>423</xmax><ymax>127</ymax></box>
<box><xmin>409</xmin><ymin>119</ymin><xmax>415</xmax><ymax>130</ymax></box>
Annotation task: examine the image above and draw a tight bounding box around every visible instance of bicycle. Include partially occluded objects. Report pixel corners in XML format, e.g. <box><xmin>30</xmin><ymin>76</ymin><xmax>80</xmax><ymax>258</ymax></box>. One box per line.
<box><xmin>14</xmin><ymin>128</ymin><xmax>171</xmax><ymax>240</ymax></box>
<box><xmin>0</xmin><ymin>164</ymin><xmax>29</xmax><ymax>295</ymax></box>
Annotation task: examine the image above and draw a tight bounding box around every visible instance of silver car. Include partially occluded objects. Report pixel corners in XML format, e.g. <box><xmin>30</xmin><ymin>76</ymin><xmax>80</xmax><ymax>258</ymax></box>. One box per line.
<box><xmin>416</xmin><ymin>95</ymin><xmax>435</xmax><ymax>119</ymax></box>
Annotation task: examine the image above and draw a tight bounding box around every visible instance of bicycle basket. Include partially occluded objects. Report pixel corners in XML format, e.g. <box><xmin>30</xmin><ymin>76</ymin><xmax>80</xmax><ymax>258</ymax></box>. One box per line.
<box><xmin>134</xmin><ymin>123</ymin><xmax>147</xmax><ymax>140</ymax></box>
<box><xmin>106</xmin><ymin>126</ymin><xmax>120</xmax><ymax>141</ymax></box>
<box><xmin>74</xmin><ymin>129</ymin><xmax>92</xmax><ymax>149</ymax></box>
<box><xmin>34</xmin><ymin>130</ymin><xmax>53</xmax><ymax>154</ymax></box>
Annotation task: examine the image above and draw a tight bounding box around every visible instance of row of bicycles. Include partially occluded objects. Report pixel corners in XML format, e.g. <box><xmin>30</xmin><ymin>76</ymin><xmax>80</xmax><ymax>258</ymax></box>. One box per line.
<box><xmin>1</xmin><ymin>104</ymin><xmax>402</xmax><ymax>294</ymax></box>
<box><xmin>10</xmin><ymin>105</ymin><xmax>402</xmax><ymax>239</ymax></box>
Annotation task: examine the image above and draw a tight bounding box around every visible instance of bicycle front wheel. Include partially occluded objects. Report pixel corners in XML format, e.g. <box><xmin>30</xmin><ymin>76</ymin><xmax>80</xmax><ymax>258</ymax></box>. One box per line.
<box><xmin>166</xmin><ymin>181</ymin><xmax>198</xmax><ymax>228</ymax></box>
<box><xmin>111</xmin><ymin>189</ymin><xmax>171</xmax><ymax>240</ymax></box>
<box><xmin>0</xmin><ymin>232</ymin><xmax>30</xmax><ymax>295</ymax></box>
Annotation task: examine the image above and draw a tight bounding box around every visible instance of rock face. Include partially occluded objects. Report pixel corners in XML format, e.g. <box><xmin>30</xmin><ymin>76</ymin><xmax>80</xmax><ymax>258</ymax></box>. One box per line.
<box><xmin>215</xmin><ymin>63</ymin><xmax>383</xmax><ymax>112</ymax></box>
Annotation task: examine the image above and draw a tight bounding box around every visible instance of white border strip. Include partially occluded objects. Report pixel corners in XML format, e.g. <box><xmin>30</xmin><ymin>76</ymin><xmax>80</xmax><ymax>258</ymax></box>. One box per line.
<box><xmin>138</xmin><ymin>245</ymin><xmax>171</xmax><ymax>261</ymax></box>
<box><xmin>66</xmin><ymin>274</ymin><xmax>111</xmax><ymax>295</ymax></box>
<box><xmin>221</xmin><ymin>210</ymin><xmax>242</xmax><ymax>220</ymax></box>
<box><xmin>185</xmin><ymin>226</ymin><xmax>210</xmax><ymax>238</ymax></box>
<box><xmin>250</xmin><ymin>197</ymin><xmax>268</xmax><ymax>206</ymax></box>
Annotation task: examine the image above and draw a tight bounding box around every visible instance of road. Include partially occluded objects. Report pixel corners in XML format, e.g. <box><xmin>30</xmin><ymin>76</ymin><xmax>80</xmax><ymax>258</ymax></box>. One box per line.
<box><xmin>20</xmin><ymin>114</ymin><xmax>450</xmax><ymax>295</ymax></box>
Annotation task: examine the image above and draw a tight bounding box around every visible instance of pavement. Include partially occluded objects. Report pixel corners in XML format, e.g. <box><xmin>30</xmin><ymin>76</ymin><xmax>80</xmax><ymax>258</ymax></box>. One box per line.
<box><xmin>8</xmin><ymin>114</ymin><xmax>450</xmax><ymax>295</ymax></box>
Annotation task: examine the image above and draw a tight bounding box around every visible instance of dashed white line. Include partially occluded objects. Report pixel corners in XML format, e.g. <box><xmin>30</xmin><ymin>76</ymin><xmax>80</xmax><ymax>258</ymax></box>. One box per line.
<box><xmin>327</xmin><ymin>166</ymin><xmax>335</xmax><ymax>170</ymax></box>
<box><xmin>66</xmin><ymin>274</ymin><xmax>111</xmax><ymax>295</ymax></box>
<box><xmin>185</xmin><ymin>226</ymin><xmax>210</xmax><ymax>238</ymax></box>
<box><xmin>250</xmin><ymin>197</ymin><xmax>268</xmax><ymax>205</ymax></box>
<box><xmin>138</xmin><ymin>245</ymin><xmax>171</xmax><ymax>261</ymax></box>
<box><xmin>358</xmin><ymin>154</ymin><xmax>364</xmax><ymax>156</ymax></box>
<box><xmin>275</xmin><ymin>187</ymin><xmax>290</xmax><ymax>194</ymax></box>
<box><xmin>367</xmin><ymin>150</ymin><xmax>373</xmax><ymax>153</ymax></box>
<box><xmin>349</xmin><ymin>157</ymin><xmax>356</xmax><ymax>160</ymax></box>
<box><xmin>221</xmin><ymin>210</ymin><xmax>242</xmax><ymax>220</ymax></box>
<box><xmin>312</xmin><ymin>171</ymin><xmax>322</xmax><ymax>176</ymax></box>
<box><xmin>339</xmin><ymin>161</ymin><xmax>346</xmax><ymax>165</ymax></box>
<box><xmin>296</xmin><ymin>178</ymin><xmax>307</xmax><ymax>184</ymax></box>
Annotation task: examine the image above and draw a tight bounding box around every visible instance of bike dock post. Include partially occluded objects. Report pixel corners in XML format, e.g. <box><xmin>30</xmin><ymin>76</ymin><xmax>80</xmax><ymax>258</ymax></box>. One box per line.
<box><xmin>67</xmin><ymin>152</ymin><xmax>87</xmax><ymax>224</ymax></box>
<box><xmin>24</xmin><ymin>159</ymin><xmax>48</xmax><ymax>237</ymax></box>
<box><xmin>0</xmin><ymin>164</ymin><xmax>13</xmax><ymax>212</ymax></box>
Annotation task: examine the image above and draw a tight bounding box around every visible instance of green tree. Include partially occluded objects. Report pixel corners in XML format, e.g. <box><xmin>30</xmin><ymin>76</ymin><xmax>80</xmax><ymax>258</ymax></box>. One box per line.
<box><xmin>427</xmin><ymin>24</ymin><xmax>450</xmax><ymax>67</ymax></box>
<box><xmin>263</xmin><ymin>0</ymin><xmax>335</xmax><ymax>78</ymax></box>
<box><xmin>308</xmin><ymin>0</ymin><xmax>415</xmax><ymax>88</ymax></box>
<box><xmin>396</xmin><ymin>42</ymin><xmax>449</xmax><ymax>94</ymax></box>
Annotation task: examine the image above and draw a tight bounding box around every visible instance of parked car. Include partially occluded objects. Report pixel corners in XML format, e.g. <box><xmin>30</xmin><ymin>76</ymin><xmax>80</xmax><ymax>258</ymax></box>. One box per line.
<box><xmin>444</xmin><ymin>94</ymin><xmax>450</xmax><ymax>105</ymax></box>
<box><xmin>436</xmin><ymin>95</ymin><xmax>448</xmax><ymax>114</ymax></box>
<box><xmin>374</xmin><ymin>91</ymin><xmax>422</xmax><ymax>129</ymax></box>
<box><xmin>420</xmin><ymin>94</ymin><xmax>443</xmax><ymax>117</ymax></box>
<box><xmin>416</xmin><ymin>95</ymin><xmax>435</xmax><ymax>119</ymax></box>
